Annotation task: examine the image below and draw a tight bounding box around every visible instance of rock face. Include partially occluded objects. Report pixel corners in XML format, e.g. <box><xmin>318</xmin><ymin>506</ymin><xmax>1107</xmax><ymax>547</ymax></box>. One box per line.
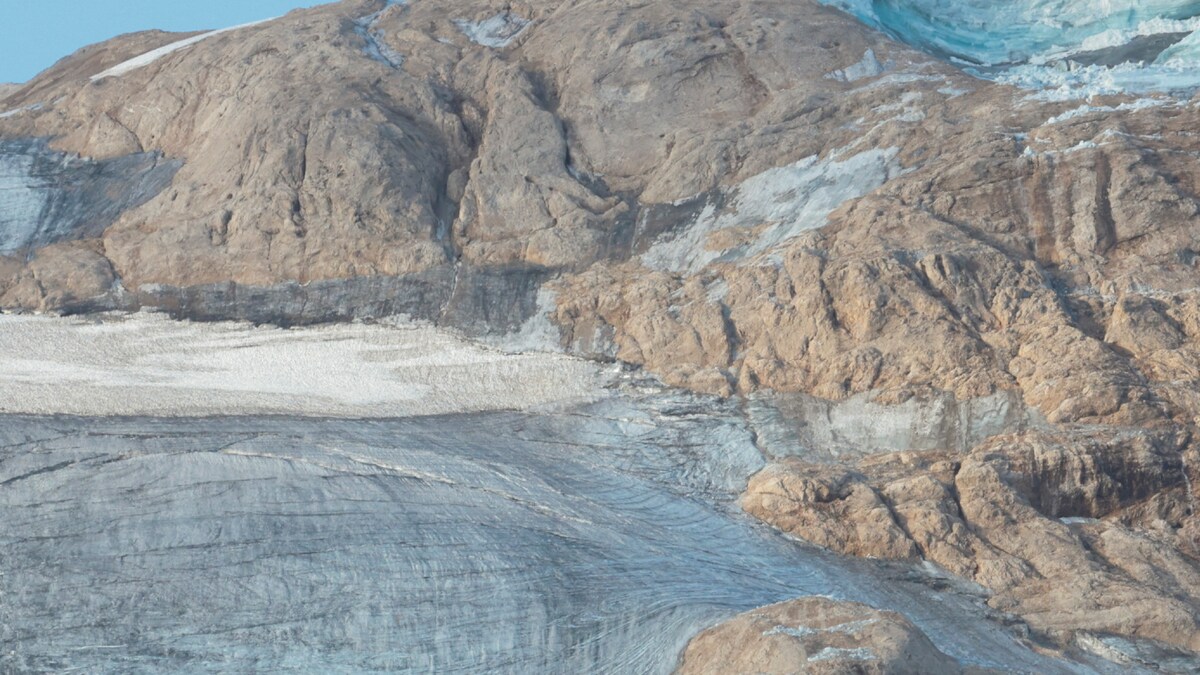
<box><xmin>3</xmin><ymin>0</ymin><xmax>1200</xmax><ymax>669</ymax></box>
<box><xmin>0</xmin><ymin>0</ymin><xmax>941</xmax><ymax>326</ymax></box>
<box><xmin>676</xmin><ymin>597</ymin><xmax>964</xmax><ymax>675</ymax></box>
<box><xmin>742</xmin><ymin>430</ymin><xmax>1200</xmax><ymax>653</ymax></box>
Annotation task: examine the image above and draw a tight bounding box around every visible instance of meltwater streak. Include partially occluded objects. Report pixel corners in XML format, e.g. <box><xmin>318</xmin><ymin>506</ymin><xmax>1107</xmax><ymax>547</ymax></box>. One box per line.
<box><xmin>1</xmin><ymin>403</ymin><xmax>1083</xmax><ymax>673</ymax></box>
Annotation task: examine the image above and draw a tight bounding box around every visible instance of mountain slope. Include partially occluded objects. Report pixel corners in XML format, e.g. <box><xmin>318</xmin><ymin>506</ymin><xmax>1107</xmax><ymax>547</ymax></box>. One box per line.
<box><xmin>3</xmin><ymin>0</ymin><xmax>1200</xmax><ymax>669</ymax></box>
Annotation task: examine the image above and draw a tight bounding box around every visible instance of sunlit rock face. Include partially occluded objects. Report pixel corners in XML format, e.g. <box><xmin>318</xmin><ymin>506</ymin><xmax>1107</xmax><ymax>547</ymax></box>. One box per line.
<box><xmin>825</xmin><ymin>0</ymin><xmax>1200</xmax><ymax>94</ymax></box>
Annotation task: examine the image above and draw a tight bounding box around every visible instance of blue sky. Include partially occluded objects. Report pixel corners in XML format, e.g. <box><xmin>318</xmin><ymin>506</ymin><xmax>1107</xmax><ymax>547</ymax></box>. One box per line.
<box><xmin>1</xmin><ymin>0</ymin><xmax>324</xmax><ymax>83</ymax></box>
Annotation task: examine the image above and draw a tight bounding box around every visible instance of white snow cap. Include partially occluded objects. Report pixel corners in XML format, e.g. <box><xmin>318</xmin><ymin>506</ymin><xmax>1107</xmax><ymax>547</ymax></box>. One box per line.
<box><xmin>91</xmin><ymin>18</ymin><xmax>275</xmax><ymax>81</ymax></box>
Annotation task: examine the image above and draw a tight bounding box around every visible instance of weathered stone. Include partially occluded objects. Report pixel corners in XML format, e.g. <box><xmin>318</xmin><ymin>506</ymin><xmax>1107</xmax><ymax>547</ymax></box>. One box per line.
<box><xmin>676</xmin><ymin>597</ymin><xmax>964</xmax><ymax>675</ymax></box>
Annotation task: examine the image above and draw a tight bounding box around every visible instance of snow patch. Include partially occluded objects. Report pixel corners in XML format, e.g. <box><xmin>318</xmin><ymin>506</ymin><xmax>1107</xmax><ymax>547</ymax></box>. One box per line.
<box><xmin>0</xmin><ymin>312</ymin><xmax>607</xmax><ymax>417</ymax></box>
<box><xmin>826</xmin><ymin>49</ymin><xmax>883</xmax><ymax>82</ymax></box>
<box><xmin>852</xmin><ymin>71</ymin><xmax>946</xmax><ymax>91</ymax></box>
<box><xmin>764</xmin><ymin>625</ymin><xmax>817</xmax><ymax>638</ymax></box>
<box><xmin>92</xmin><ymin>18</ymin><xmax>275</xmax><ymax>81</ymax></box>
<box><xmin>454</xmin><ymin>12</ymin><xmax>531</xmax><ymax>48</ymax></box>
<box><xmin>808</xmin><ymin>647</ymin><xmax>877</xmax><ymax>662</ymax></box>
<box><xmin>0</xmin><ymin>102</ymin><xmax>43</xmax><ymax>119</ymax></box>
<box><xmin>642</xmin><ymin>148</ymin><xmax>903</xmax><ymax>274</ymax></box>
<box><xmin>764</xmin><ymin>619</ymin><xmax>880</xmax><ymax>639</ymax></box>
<box><xmin>355</xmin><ymin>1</ymin><xmax>409</xmax><ymax>67</ymax></box>
<box><xmin>937</xmin><ymin>86</ymin><xmax>971</xmax><ymax>97</ymax></box>
<box><xmin>1043</xmin><ymin>97</ymin><xmax>1169</xmax><ymax>125</ymax></box>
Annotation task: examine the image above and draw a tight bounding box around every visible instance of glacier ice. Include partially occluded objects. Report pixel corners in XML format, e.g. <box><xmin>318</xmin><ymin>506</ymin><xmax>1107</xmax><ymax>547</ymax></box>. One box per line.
<box><xmin>0</xmin><ymin>408</ymin><xmax>1077</xmax><ymax>673</ymax></box>
<box><xmin>0</xmin><ymin>314</ymin><xmax>1110</xmax><ymax>673</ymax></box>
<box><xmin>822</xmin><ymin>0</ymin><xmax>1200</xmax><ymax>96</ymax></box>
<box><xmin>0</xmin><ymin>140</ymin><xmax>180</xmax><ymax>255</ymax></box>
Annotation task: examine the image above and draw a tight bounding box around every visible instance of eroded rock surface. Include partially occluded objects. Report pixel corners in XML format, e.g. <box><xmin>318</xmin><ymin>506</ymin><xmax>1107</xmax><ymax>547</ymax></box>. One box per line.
<box><xmin>742</xmin><ymin>429</ymin><xmax>1200</xmax><ymax>654</ymax></box>
<box><xmin>3</xmin><ymin>0</ymin><xmax>1200</xmax><ymax>670</ymax></box>
<box><xmin>676</xmin><ymin>597</ymin><xmax>965</xmax><ymax>675</ymax></box>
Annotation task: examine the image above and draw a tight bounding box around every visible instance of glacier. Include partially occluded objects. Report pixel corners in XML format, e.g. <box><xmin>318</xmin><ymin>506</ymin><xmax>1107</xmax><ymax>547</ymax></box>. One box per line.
<box><xmin>0</xmin><ymin>407</ymin><xmax>1079</xmax><ymax>673</ymax></box>
<box><xmin>823</xmin><ymin>0</ymin><xmax>1200</xmax><ymax>96</ymax></box>
<box><xmin>0</xmin><ymin>314</ymin><xmax>1097</xmax><ymax>673</ymax></box>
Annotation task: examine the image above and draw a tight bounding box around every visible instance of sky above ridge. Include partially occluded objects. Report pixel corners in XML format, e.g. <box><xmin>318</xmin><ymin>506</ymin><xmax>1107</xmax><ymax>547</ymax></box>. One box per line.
<box><xmin>0</xmin><ymin>0</ymin><xmax>325</xmax><ymax>83</ymax></box>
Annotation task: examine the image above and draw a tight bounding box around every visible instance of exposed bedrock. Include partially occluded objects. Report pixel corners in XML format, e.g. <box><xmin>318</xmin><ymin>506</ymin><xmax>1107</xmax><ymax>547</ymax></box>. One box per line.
<box><xmin>3</xmin><ymin>0</ymin><xmax>1200</xmax><ymax>668</ymax></box>
<box><xmin>676</xmin><ymin>597</ymin><xmax>965</xmax><ymax>675</ymax></box>
<box><xmin>130</xmin><ymin>263</ymin><xmax>554</xmax><ymax>333</ymax></box>
<box><xmin>0</xmin><ymin>0</ymin><xmax>947</xmax><ymax>324</ymax></box>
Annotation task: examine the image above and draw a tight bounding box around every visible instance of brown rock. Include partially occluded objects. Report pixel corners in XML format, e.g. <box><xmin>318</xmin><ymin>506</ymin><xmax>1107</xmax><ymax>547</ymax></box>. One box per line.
<box><xmin>5</xmin><ymin>0</ymin><xmax>1200</xmax><ymax>665</ymax></box>
<box><xmin>742</xmin><ymin>463</ymin><xmax>919</xmax><ymax>561</ymax></box>
<box><xmin>0</xmin><ymin>241</ymin><xmax>117</xmax><ymax>312</ymax></box>
<box><xmin>743</xmin><ymin>428</ymin><xmax>1200</xmax><ymax>652</ymax></box>
<box><xmin>676</xmin><ymin>597</ymin><xmax>963</xmax><ymax>675</ymax></box>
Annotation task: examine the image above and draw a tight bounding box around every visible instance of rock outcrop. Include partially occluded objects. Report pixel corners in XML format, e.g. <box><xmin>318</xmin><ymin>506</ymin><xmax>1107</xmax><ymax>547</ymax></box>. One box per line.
<box><xmin>0</xmin><ymin>0</ymin><xmax>955</xmax><ymax>326</ymax></box>
<box><xmin>742</xmin><ymin>429</ymin><xmax>1200</xmax><ymax>653</ymax></box>
<box><xmin>676</xmin><ymin>597</ymin><xmax>966</xmax><ymax>674</ymax></box>
<box><xmin>3</xmin><ymin>0</ymin><xmax>1200</xmax><ymax>668</ymax></box>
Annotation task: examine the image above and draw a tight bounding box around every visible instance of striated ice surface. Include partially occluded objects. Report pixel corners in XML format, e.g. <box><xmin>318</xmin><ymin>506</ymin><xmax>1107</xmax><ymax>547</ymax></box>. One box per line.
<box><xmin>0</xmin><ymin>315</ymin><xmax>1092</xmax><ymax>673</ymax></box>
<box><xmin>0</xmin><ymin>408</ymin><xmax>1078</xmax><ymax>674</ymax></box>
<box><xmin>0</xmin><ymin>150</ymin><xmax>48</xmax><ymax>252</ymax></box>
<box><xmin>822</xmin><ymin>0</ymin><xmax>1200</xmax><ymax>96</ymax></box>
<box><xmin>0</xmin><ymin>139</ymin><xmax>180</xmax><ymax>255</ymax></box>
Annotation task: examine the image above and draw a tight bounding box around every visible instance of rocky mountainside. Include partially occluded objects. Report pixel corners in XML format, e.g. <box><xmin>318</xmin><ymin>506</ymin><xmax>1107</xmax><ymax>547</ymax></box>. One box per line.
<box><xmin>4</xmin><ymin>0</ymin><xmax>1200</xmax><ymax>670</ymax></box>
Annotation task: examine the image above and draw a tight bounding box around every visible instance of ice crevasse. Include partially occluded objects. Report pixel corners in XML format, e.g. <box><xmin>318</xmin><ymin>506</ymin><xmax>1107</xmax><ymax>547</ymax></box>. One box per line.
<box><xmin>823</xmin><ymin>0</ymin><xmax>1200</xmax><ymax>97</ymax></box>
